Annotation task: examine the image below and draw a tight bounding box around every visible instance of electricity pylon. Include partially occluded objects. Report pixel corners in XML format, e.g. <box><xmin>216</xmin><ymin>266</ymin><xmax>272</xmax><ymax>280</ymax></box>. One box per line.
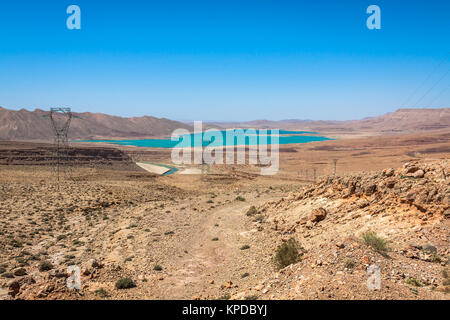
<box><xmin>47</xmin><ymin>108</ymin><xmax>73</xmax><ymax>184</ymax></box>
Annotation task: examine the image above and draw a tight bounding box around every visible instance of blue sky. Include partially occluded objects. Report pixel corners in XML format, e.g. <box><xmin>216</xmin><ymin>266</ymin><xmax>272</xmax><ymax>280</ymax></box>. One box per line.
<box><xmin>0</xmin><ymin>0</ymin><xmax>449</xmax><ymax>121</ymax></box>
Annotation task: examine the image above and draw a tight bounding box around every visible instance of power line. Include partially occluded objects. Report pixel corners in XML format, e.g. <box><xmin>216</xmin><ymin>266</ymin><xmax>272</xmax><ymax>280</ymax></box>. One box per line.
<box><xmin>426</xmin><ymin>82</ymin><xmax>450</xmax><ymax>107</ymax></box>
<box><xmin>413</xmin><ymin>67</ymin><xmax>450</xmax><ymax>107</ymax></box>
<box><xmin>400</xmin><ymin>53</ymin><xmax>449</xmax><ymax>108</ymax></box>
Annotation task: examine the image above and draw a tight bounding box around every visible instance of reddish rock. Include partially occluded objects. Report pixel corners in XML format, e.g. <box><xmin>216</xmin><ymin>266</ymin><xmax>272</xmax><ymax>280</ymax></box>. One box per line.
<box><xmin>310</xmin><ymin>207</ymin><xmax>327</xmax><ymax>222</ymax></box>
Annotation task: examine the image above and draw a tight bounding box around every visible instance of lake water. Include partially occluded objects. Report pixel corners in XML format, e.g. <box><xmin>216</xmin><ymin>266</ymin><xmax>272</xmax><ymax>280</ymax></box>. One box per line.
<box><xmin>79</xmin><ymin>130</ymin><xmax>332</xmax><ymax>148</ymax></box>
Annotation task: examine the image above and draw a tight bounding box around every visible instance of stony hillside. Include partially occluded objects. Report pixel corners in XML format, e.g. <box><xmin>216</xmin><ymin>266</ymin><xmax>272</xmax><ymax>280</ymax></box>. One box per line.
<box><xmin>1</xmin><ymin>159</ymin><xmax>448</xmax><ymax>300</ymax></box>
<box><xmin>232</xmin><ymin>160</ymin><xmax>449</xmax><ymax>299</ymax></box>
<box><xmin>0</xmin><ymin>107</ymin><xmax>193</xmax><ymax>141</ymax></box>
<box><xmin>352</xmin><ymin>108</ymin><xmax>450</xmax><ymax>133</ymax></box>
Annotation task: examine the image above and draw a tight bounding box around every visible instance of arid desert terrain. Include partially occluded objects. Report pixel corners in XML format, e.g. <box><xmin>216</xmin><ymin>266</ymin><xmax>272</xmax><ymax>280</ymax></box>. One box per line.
<box><xmin>0</xmin><ymin>112</ymin><xmax>449</xmax><ymax>300</ymax></box>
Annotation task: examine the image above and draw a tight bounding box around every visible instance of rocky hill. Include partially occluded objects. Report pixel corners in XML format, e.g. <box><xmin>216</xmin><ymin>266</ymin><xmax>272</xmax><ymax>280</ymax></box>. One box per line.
<box><xmin>211</xmin><ymin>108</ymin><xmax>450</xmax><ymax>135</ymax></box>
<box><xmin>232</xmin><ymin>160</ymin><xmax>449</xmax><ymax>299</ymax></box>
<box><xmin>0</xmin><ymin>107</ymin><xmax>193</xmax><ymax>141</ymax></box>
<box><xmin>349</xmin><ymin>108</ymin><xmax>450</xmax><ymax>133</ymax></box>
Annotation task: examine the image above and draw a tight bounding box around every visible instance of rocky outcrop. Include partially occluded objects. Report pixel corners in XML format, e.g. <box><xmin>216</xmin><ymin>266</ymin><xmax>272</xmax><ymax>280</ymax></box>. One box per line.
<box><xmin>310</xmin><ymin>208</ymin><xmax>327</xmax><ymax>222</ymax></box>
<box><xmin>266</xmin><ymin>160</ymin><xmax>448</xmax><ymax>216</ymax></box>
<box><xmin>0</xmin><ymin>141</ymin><xmax>137</xmax><ymax>169</ymax></box>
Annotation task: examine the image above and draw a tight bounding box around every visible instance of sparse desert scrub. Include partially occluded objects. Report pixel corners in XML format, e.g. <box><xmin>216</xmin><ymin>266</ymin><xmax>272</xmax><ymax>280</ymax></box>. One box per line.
<box><xmin>273</xmin><ymin>238</ymin><xmax>303</xmax><ymax>270</ymax></box>
<box><xmin>344</xmin><ymin>258</ymin><xmax>356</xmax><ymax>269</ymax></box>
<box><xmin>442</xmin><ymin>268</ymin><xmax>450</xmax><ymax>293</ymax></box>
<box><xmin>253</xmin><ymin>215</ymin><xmax>264</xmax><ymax>223</ymax></box>
<box><xmin>39</xmin><ymin>261</ymin><xmax>53</xmax><ymax>272</ymax></box>
<box><xmin>95</xmin><ymin>288</ymin><xmax>109</xmax><ymax>297</ymax></box>
<box><xmin>406</xmin><ymin>277</ymin><xmax>423</xmax><ymax>287</ymax></box>
<box><xmin>115</xmin><ymin>277</ymin><xmax>136</xmax><ymax>289</ymax></box>
<box><xmin>361</xmin><ymin>231</ymin><xmax>389</xmax><ymax>254</ymax></box>
<box><xmin>246</xmin><ymin>206</ymin><xmax>258</xmax><ymax>216</ymax></box>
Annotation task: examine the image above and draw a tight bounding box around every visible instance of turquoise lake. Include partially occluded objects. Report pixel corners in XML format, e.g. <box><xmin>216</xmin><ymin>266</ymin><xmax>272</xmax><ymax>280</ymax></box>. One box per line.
<box><xmin>78</xmin><ymin>130</ymin><xmax>332</xmax><ymax>148</ymax></box>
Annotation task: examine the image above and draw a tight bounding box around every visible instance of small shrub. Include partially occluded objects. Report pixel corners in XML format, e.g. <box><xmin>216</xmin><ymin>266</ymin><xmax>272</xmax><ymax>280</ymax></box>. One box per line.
<box><xmin>442</xmin><ymin>268</ymin><xmax>450</xmax><ymax>286</ymax></box>
<box><xmin>241</xmin><ymin>272</ymin><xmax>249</xmax><ymax>278</ymax></box>
<box><xmin>0</xmin><ymin>267</ymin><xmax>6</xmax><ymax>274</ymax></box>
<box><xmin>235</xmin><ymin>196</ymin><xmax>245</xmax><ymax>201</ymax></box>
<box><xmin>361</xmin><ymin>231</ymin><xmax>389</xmax><ymax>253</ymax></box>
<box><xmin>429</xmin><ymin>252</ymin><xmax>442</xmax><ymax>263</ymax></box>
<box><xmin>253</xmin><ymin>215</ymin><xmax>264</xmax><ymax>223</ymax></box>
<box><xmin>95</xmin><ymin>288</ymin><xmax>109</xmax><ymax>298</ymax></box>
<box><xmin>274</xmin><ymin>238</ymin><xmax>303</xmax><ymax>270</ymax></box>
<box><xmin>39</xmin><ymin>261</ymin><xmax>53</xmax><ymax>272</ymax></box>
<box><xmin>10</xmin><ymin>240</ymin><xmax>22</xmax><ymax>248</ymax></box>
<box><xmin>154</xmin><ymin>265</ymin><xmax>163</xmax><ymax>271</ymax></box>
<box><xmin>410</xmin><ymin>287</ymin><xmax>419</xmax><ymax>295</ymax></box>
<box><xmin>240</xmin><ymin>245</ymin><xmax>250</xmax><ymax>250</ymax></box>
<box><xmin>211</xmin><ymin>237</ymin><xmax>219</xmax><ymax>241</ymax></box>
<box><xmin>244</xmin><ymin>295</ymin><xmax>259</xmax><ymax>300</ymax></box>
<box><xmin>15</xmin><ymin>257</ymin><xmax>26</xmax><ymax>264</ymax></box>
<box><xmin>115</xmin><ymin>277</ymin><xmax>136</xmax><ymax>289</ymax></box>
<box><xmin>246</xmin><ymin>206</ymin><xmax>258</xmax><ymax>216</ymax></box>
<box><xmin>406</xmin><ymin>277</ymin><xmax>422</xmax><ymax>287</ymax></box>
<box><xmin>344</xmin><ymin>258</ymin><xmax>356</xmax><ymax>269</ymax></box>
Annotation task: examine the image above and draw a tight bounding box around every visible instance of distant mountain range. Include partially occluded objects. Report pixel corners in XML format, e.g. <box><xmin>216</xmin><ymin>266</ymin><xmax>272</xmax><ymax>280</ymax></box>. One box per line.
<box><xmin>0</xmin><ymin>107</ymin><xmax>448</xmax><ymax>141</ymax></box>
<box><xmin>0</xmin><ymin>107</ymin><xmax>193</xmax><ymax>141</ymax></box>
<box><xmin>209</xmin><ymin>108</ymin><xmax>450</xmax><ymax>135</ymax></box>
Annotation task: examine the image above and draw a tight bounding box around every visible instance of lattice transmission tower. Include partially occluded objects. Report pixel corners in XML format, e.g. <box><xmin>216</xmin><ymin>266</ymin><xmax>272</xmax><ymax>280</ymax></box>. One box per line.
<box><xmin>48</xmin><ymin>107</ymin><xmax>73</xmax><ymax>182</ymax></box>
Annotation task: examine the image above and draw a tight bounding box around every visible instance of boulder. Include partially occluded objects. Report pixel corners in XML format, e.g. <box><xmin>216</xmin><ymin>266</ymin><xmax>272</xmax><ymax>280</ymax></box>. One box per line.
<box><xmin>356</xmin><ymin>198</ymin><xmax>370</xmax><ymax>209</ymax></box>
<box><xmin>385</xmin><ymin>179</ymin><xmax>396</xmax><ymax>188</ymax></box>
<box><xmin>382</xmin><ymin>168</ymin><xmax>395</xmax><ymax>177</ymax></box>
<box><xmin>403</xmin><ymin>164</ymin><xmax>420</xmax><ymax>174</ymax></box>
<box><xmin>364</xmin><ymin>184</ymin><xmax>377</xmax><ymax>196</ymax></box>
<box><xmin>413</xmin><ymin>170</ymin><xmax>425</xmax><ymax>178</ymax></box>
<box><xmin>310</xmin><ymin>207</ymin><xmax>327</xmax><ymax>222</ymax></box>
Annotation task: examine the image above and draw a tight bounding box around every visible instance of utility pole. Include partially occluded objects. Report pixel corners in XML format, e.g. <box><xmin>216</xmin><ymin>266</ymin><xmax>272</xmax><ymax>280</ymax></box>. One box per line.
<box><xmin>333</xmin><ymin>158</ymin><xmax>338</xmax><ymax>176</ymax></box>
